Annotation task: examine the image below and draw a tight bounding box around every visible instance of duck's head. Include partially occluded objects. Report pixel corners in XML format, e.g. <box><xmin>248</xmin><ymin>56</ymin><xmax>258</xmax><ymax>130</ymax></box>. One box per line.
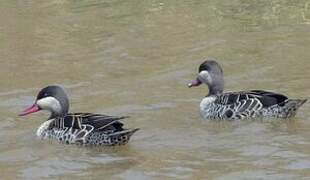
<box><xmin>19</xmin><ymin>86</ymin><xmax>69</xmax><ymax>118</ymax></box>
<box><xmin>188</xmin><ymin>60</ymin><xmax>224</xmax><ymax>95</ymax></box>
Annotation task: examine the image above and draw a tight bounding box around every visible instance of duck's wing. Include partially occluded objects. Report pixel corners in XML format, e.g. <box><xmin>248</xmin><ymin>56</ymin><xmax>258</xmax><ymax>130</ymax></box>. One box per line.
<box><xmin>52</xmin><ymin>113</ymin><xmax>138</xmax><ymax>145</ymax></box>
<box><xmin>54</xmin><ymin>113</ymin><xmax>129</xmax><ymax>133</ymax></box>
<box><xmin>215</xmin><ymin>90</ymin><xmax>288</xmax><ymax>107</ymax></box>
<box><xmin>247</xmin><ymin>90</ymin><xmax>288</xmax><ymax>107</ymax></box>
<box><xmin>213</xmin><ymin>90</ymin><xmax>288</xmax><ymax>119</ymax></box>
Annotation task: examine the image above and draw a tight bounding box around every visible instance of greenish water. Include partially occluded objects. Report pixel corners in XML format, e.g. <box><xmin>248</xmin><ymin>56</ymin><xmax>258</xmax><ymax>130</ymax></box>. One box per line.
<box><xmin>0</xmin><ymin>0</ymin><xmax>309</xmax><ymax>179</ymax></box>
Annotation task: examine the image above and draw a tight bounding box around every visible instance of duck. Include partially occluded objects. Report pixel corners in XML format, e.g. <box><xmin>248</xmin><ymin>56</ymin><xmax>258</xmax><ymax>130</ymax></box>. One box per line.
<box><xmin>19</xmin><ymin>85</ymin><xmax>139</xmax><ymax>146</ymax></box>
<box><xmin>188</xmin><ymin>60</ymin><xmax>307</xmax><ymax>120</ymax></box>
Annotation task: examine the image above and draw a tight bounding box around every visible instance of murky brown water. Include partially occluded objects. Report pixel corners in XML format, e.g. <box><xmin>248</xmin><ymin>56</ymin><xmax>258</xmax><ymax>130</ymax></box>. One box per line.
<box><xmin>0</xmin><ymin>0</ymin><xmax>309</xmax><ymax>179</ymax></box>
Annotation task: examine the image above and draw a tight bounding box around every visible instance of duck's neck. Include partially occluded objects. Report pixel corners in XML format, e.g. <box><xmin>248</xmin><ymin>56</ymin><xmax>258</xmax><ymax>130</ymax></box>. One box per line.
<box><xmin>207</xmin><ymin>80</ymin><xmax>224</xmax><ymax>96</ymax></box>
<box><xmin>48</xmin><ymin>111</ymin><xmax>67</xmax><ymax>120</ymax></box>
<box><xmin>48</xmin><ymin>102</ymin><xmax>69</xmax><ymax>119</ymax></box>
<box><xmin>208</xmin><ymin>86</ymin><xmax>223</xmax><ymax>96</ymax></box>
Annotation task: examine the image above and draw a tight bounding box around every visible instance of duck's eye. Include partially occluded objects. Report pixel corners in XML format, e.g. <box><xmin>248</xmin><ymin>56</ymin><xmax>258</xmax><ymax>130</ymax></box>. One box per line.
<box><xmin>43</xmin><ymin>93</ymin><xmax>49</xmax><ymax>97</ymax></box>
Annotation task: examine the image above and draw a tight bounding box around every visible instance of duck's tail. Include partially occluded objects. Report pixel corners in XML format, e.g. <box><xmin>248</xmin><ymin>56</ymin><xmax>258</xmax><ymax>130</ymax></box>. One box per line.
<box><xmin>282</xmin><ymin>99</ymin><xmax>307</xmax><ymax>118</ymax></box>
<box><xmin>296</xmin><ymin>99</ymin><xmax>307</xmax><ymax>107</ymax></box>
<box><xmin>108</xmin><ymin>128</ymin><xmax>140</xmax><ymax>145</ymax></box>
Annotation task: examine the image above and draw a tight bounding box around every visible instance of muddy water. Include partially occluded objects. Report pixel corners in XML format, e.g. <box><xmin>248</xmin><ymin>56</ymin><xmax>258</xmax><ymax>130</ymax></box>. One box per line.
<box><xmin>0</xmin><ymin>0</ymin><xmax>309</xmax><ymax>179</ymax></box>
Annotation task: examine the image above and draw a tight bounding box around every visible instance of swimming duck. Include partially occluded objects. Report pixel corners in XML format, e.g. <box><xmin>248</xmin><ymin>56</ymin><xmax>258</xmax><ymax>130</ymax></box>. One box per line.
<box><xmin>19</xmin><ymin>85</ymin><xmax>139</xmax><ymax>145</ymax></box>
<box><xmin>188</xmin><ymin>60</ymin><xmax>307</xmax><ymax>120</ymax></box>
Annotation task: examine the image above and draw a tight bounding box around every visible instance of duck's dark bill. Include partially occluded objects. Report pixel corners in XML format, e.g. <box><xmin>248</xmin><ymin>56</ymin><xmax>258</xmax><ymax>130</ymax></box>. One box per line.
<box><xmin>19</xmin><ymin>104</ymin><xmax>40</xmax><ymax>116</ymax></box>
<box><xmin>188</xmin><ymin>78</ymin><xmax>202</xmax><ymax>88</ymax></box>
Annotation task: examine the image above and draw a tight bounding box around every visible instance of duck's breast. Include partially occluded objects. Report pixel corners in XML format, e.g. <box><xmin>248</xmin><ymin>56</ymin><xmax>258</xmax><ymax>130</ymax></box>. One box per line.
<box><xmin>200</xmin><ymin>96</ymin><xmax>217</xmax><ymax>118</ymax></box>
<box><xmin>36</xmin><ymin>119</ymin><xmax>54</xmax><ymax>137</ymax></box>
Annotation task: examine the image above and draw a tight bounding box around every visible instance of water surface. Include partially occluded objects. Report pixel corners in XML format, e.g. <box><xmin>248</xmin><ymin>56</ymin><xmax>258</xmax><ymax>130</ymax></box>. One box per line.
<box><xmin>0</xmin><ymin>0</ymin><xmax>309</xmax><ymax>179</ymax></box>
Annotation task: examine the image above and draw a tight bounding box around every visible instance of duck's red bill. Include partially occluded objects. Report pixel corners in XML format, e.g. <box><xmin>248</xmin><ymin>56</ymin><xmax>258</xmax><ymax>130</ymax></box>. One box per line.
<box><xmin>19</xmin><ymin>104</ymin><xmax>40</xmax><ymax>116</ymax></box>
<box><xmin>188</xmin><ymin>78</ymin><xmax>202</xmax><ymax>88</ymax></box>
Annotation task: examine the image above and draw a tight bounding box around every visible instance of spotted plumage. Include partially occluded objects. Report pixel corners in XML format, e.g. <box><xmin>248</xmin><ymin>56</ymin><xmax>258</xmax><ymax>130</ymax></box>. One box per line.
<box><xmin>189</xmin><ymin>60</ymin><xmax>307</xmax><ymax>120</ymax></box>
<box><xmin>20</xmin><ymin>86</ymin><xmax>139</xmax><ymax>146</ymax></box>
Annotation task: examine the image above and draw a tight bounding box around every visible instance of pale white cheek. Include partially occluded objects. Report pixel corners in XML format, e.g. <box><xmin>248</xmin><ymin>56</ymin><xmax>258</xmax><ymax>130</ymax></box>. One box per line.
<box><xmin>198</xmin><ymin>71</ymin><xmax>212</xmax><ymax>84</ymax></box>
<box><xmin>37</xmin><ymin>97</ymin><xmax>61</xmax><ymax>113</ymax></box>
